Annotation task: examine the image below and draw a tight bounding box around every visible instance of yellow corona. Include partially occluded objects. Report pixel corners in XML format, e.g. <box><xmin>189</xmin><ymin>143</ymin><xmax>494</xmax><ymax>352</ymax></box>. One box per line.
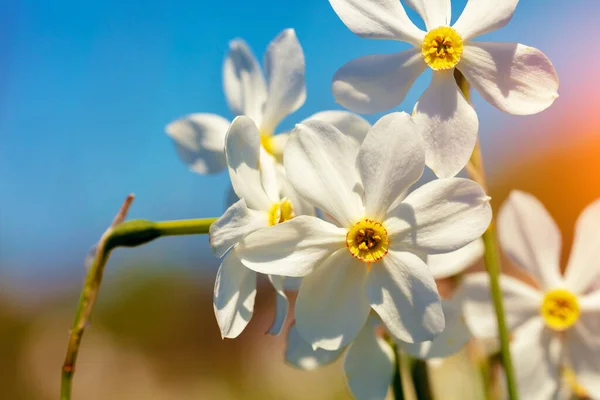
<box><xmin>346</xmin><ymin>219</ymin><xmax>389</xmax><ymax>263</ymax></box>
<box><xmin>422</xmin><ymin>26</ymin><xmax>464</xmax><ymax>71</ymax></box>
<box><xmin>268</xmin><ymin>199</ymin><xmax>295</xmax><ymax>226</ymax></box>
<box><xmin>540</xmin><ymin>289</ymin><xmax>580</xmax><ymax>331</ymax></box>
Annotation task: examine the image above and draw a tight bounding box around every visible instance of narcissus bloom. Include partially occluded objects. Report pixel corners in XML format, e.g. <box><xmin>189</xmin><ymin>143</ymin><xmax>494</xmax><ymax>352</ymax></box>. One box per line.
<box><xmin>460</xmin><ymin>191</ymin><xmax>600</xmax><ymax>399</ymax></box>
<box><xmin>329</xmin><ymin>0</ymin><xmax>559</xmax><ymax>178</ymax></box>
<box><xmin>166</xmin><ymin>28</ymin><xmax>369</xmax><ymax>174</ymax></box>
<box><xmin>236</xmin><ymin>112</ymin><xmax>492</xmax><ymax>350</ymax></box>
<box><xmin>209</xmin><ymin>116</ymin><xmax>314</xmax><ymax>338</ymax></box>
<box><xmin>285</xmin><ymin>241</ymin><xmax>482</xmax><ymax>400</ymax></box>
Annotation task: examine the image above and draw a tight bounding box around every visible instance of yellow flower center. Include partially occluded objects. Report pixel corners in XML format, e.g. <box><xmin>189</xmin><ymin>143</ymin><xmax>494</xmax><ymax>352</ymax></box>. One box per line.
<box><xmin>268</xmin><ymin>198</ymin><xmax>295</xmax><ymax>226</ymax></box>
<box><xmin>540</xmin><ymin>289</ymin><xmax>580</xmax><ymax>331</ymax></box>
<box><xmin>346</xmin><ymin>219</ymin><xmax>389</xmax><ymax>263</ymax></box>
<box><xmin>422</xmin><ymin>26</ymin><xmax>463</xmax><ymax>70</ymax></box>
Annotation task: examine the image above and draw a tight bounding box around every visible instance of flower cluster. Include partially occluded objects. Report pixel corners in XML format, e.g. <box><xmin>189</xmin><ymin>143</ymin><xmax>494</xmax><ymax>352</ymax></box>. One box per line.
<box><xmin>161</xmin><ymin>1</ymin><xmax>600</xmax><ymax>400</ymax></box>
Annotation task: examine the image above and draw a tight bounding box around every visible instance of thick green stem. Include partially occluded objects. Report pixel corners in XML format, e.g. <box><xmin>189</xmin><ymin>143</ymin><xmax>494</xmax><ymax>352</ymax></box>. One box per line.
<box><xmin>60</xmin><ymin>194</ymin><xmax>216</xmax><ymax>400</ymax></box>
<box><xmin>455</xmin><ymin>70</ymin><xmax>519</xmax><ymax>400</ymax></box>
<box><xmin>411</xmin><ymin>359</ymin><xmax>434</xmax><ymax>400</ymax></box>
<box><xmin>392</xmin><ymin>344</ymin><xmax>405</xmax><ymax>400</ymax></box>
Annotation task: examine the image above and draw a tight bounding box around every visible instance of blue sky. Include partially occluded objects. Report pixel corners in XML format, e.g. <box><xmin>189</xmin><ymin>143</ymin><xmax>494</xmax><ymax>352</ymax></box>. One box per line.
<box><xmin>0</xmin><ymin>0</ymin><xmax>594</xmax><ymax>290</ymax></box>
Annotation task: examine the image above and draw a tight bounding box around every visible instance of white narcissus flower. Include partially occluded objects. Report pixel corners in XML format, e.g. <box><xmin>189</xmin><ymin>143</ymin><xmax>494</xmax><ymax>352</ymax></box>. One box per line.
<box><xmin>166</xmin><ymin>28</ymin><xmax>370</xmax><ymax>174</ymax></box>
<box><xmin>235</xmin><ymin>111</ymin><xmax>492</xmax><ymax>351</ymax></box>
<box><xmin>285</xmin><ymin>241</ymin><xmax>482</xmax><ymax>400</ymax></box>
<box><xmin>460</xmin><ymin>191</ymin><xmax>600</xmax><ymax>400</ymax></box>
<box><xmin>329</xmin><ymin>0</ymin><xmax>559</xmax><ymax>178</ymax></box>
<box><xmin>209</xmin><ymin>115</ymin><xmax>316</xmax><ymax>338</ymax></box>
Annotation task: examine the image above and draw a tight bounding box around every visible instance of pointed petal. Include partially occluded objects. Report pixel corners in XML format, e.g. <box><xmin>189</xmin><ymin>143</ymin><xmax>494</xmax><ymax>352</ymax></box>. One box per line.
<box><xmin>285</xmin><ymin>323</ymin><xmax>344</xmax><ymax>370</ymax></box>
<box><xmin>274</xmin><ymin>161</ymin><xmax>315</xmax><ymax>218</ymax></box>
<box><xmin>260</xmin><ymin>29</ymin><xmax>306</xmax><ymax>134</ymax></box>
<box><xmin>225</xmin><ymin>116</ymin><xmax>272</xmax><ymax>210</ymax></box>
<box><xmin>328</xmin><ymin>0</ymin><xmax>425</xmax><ymax>45</ymax></box>
<box><xmin>405</xmin><ymin>0</ymin><xmax>451</xmax><ymax>31</ymax></box>
<box><xmin>458</xmin><ymin>42</ymin><xmax>559</xmax><ymax>115</ymax></box>
<box><xmin>459</xmin><ymin>272</ymin><xmax>541</xmax><ymax>338</ymax></box>
<box><xmin>427</xmin><ymin>239</ymin><xmax>484</xmax><ymax>280</ymax></box>
<box><xmin>511</xmin><ymin>317</ymin><xmax>562</xmax><ymax>400</ymax></box>
<box><xmin>414</xmin><ymin>71</ymin><xmax>479</xmax><ymax>178</ymax></box>
<box><xmin>284</xmin><ymin>120</ymin><xmax>363</xmax><ymax>227</ymax></box>
<box><xmin>367</xmin><ymin>250</ymin><xmax>444</xmax><ymax>343</ymax></box>
<box><xmin>452</xmin><ymin>0</ymin><xmax>519</xmax><ymax>41</ymax></box>
<box><xmin>564</xmin><ymin>199</ymin><xmax>600</xmax><ymax>294</ymax></box>
<box><xmin>213</xmin><ymin>251</ymin><xmax>257</xmax><ymax>339</ymax></box>
<box><xmin>344</xmin><ymin>322</ymin><xmax>395</xmax><ymax>400</ymax></box>
<box><xmin>567</xmin><ymin>319</ymin><xmax>600</xmax><ymax>395</ymax></box>
<box><xmin>498</xmin><ymin>190</ymin><xmax>563</xmax><ymax>289</ymax></box>
<box><xmin>296</xmin><ymin>249</ymin><xmax>371</xmax><ymax>351</ymax></box>
<box><xmin>223</xmin><ymin>39</ymin><xmax>267</xmax><ymax>123</ymax></box>
<box><xmin>267</xmin><ymin>275</ymin><xmax>289</xmax><ymax>336</ymax></box>
<box><xmin>332</xmin><ymin>49</ymin><xmax>427</xmax><ymax>114</ymax></box>
<box><xmin>236</xmin><ymin>216</ymin><xmax>346</xmax><ymax>277</ymax></box>
<box><xmin>400</xmin><ymin>298</ymin><xmax>470</xmax><ymax>359</ymax></box>
<box><xmin>166</xmin><ymin>113</ymin><xmax>230</xmax><ymax>174</ymax></box>
<box><xmin>385</xmin><ymin>178</ymin><xmax>491</xmax><ymax>254</ymax></box>
<box><xmin>303</xmin><ymin>110</ymin><xmax>372</xmax><ymax>145</ymax></box>
<box><xmin>357</xmin><ymin>112</ymin><xmax>425</xmax><ymax>220</ymax></box>
<box><xmin>209</xmin><ymin>199</ymin><xmax>268</xmax><ymax>258</ymax></box>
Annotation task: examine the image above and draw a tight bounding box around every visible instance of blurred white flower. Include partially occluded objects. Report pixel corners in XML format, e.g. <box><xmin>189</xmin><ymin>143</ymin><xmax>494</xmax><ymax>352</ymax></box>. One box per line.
<box><xmin>166</xmin><ymin>28</ymin><xmax>370</xmax><ymax>174</ymax></box>
<box><xmin>235</xmin><ymin>112</ymin><xmax>491</xmax><ymax>350</ymax></box>
<box><xmin>209</xmin><ymin>116</ymin><xmax>314</xmax><ymax>338</ymax></box>
<box><xmin>329</xmin><ymin>0</ymin><xmax>559</xmax><ymax>178</ymax></box>
<box><xmin>286</xmin><ymin>298</ymin><xmax>470</xmax><ymax>400</ymax></box>
<box><xmin>460</xmin><ymin>191</ymin><xmax>600</xmax><ymax>399</ymax></box>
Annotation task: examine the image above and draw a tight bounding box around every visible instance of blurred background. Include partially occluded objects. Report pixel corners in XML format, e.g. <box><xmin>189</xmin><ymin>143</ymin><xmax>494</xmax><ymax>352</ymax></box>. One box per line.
<box><xmin>1</xmin><ymin>0</ymin><xmax>599</xmax><ymax>398</ymax></box>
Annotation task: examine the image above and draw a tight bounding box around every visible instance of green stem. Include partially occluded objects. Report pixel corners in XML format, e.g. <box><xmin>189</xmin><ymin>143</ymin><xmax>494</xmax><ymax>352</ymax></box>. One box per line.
<box><xmin>411</xmin><ymin>359</ymin><xmax>434</xmax><ymax>400</ymax></box>
<box><xmin>392</xmin><ymin>344</ymin><xmax>405</xmax><ymax>400</ymax></box>
<box><xmin>455</xmin><ymin>70</ymin><xmax>519</xmax><ymax>400</ymax></box>
<box><xmin>60</xmin><ymin>195</ymin><xmax>216</xmax><ymax>400</ymax></box>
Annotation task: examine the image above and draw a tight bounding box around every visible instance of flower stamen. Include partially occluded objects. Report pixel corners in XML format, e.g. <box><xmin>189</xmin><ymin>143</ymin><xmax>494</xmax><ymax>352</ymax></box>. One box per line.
<box><xmin>540</xmin><ymin>289</ymin><xmax>580</xmax><ymax>331</ymax></box>
<box><xmin>422</xmin><ymin>26</ymin><xmax>463</xmax><ymax>70</ymax></box>
<box><xmin>268</xmin><ymin>198</ymin><xmax>294</xmax><ymax>226</ymax></box>
<box><xmin>346</xmin><ymin>219</ymin><xmax>389</xmax><ymax>263</ymax></box>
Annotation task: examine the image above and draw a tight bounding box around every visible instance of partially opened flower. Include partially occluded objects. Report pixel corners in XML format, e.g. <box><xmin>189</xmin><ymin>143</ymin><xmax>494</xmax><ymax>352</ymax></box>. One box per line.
<box><xmin>460</xmin><ymin>191</ymin><xmax>600</xmax><ymax>399</ymax></box>
<box><xmin>285</xmin><ymin>241</ymin><xmax>481</xmax><ymax>400</ymax></box>
<box><xmin>235</xmin><ymin>111</ymin><xmax>492</xmax><ymax>350</ymax></box>
<box><xmin>166</xmin><ymin>28</ymin><xmax>370</xmax><ymax>174</ymax></box>
<box><xmin>330</xmin><ymin>0</ymin><xmax>559</xmax><ymax>177</ymax></box>
<box><xmin>209</xmin><ymin>116</ymin><xmax>314</xmax><ymax>338</ymax></box>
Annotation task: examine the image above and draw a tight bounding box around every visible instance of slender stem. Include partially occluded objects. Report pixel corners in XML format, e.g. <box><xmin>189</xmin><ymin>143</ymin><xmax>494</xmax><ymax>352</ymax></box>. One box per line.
<box><xmin>411</xmin><ymin>359</ymin><xmax>434</xmax><ymax>400</ymax></box>
<box><xmin>392</xmin><ymin>343</ymin><xmax>405</xmax><ymax>400</ymax></box>
<box><xmin>60</xmin><ymin>195</ymin><xmax>216</xmax><ymax>400</ymax></box>
<box><xmin>455</xmin><ymin>70</ymin><xmax>519</xmax><ymax>400</ymax></box>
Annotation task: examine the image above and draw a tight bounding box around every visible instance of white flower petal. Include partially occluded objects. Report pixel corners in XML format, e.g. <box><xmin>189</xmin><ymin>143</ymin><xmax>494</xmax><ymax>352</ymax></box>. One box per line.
<box><xmin>497</xmin><ymin>190</ymin><xmax>563</xmax><ymax>289</ymax></box>
<box><xmin>511</xmin><ymin>317</ymin><xmax>562</xmax><ymax>400</ymax></box>
<box><xmin>452</xmin><ymin>0</ymin><xmax>519</xmax><ymax>41</ymax></box>
<box><xmin>404</xmin><ymin>0</ymin><xmax>451</xmax><ymax>31</ymax></box>
<box><xmin>267</xmin><ymin>275</ymin><xmax>289</xmax><ymax>336</ymax></box>
<box><xmin>223</xmin><ymin>39</ymin><xmax>267</xmax><ymax>123</ymax></box>
<box><xmin>274</xmin><ymin>162</ymin><xmax>315</xmax><ymax>217</ymax></box>
<box><xmin>332</xmin><ymin>48</ymin><xmax>427</xmax><ymax>114</ymax></box>
<box><xmin>259</xmin><ymin>149</ymin><xmax>281</xmax><ymax>203</ymax></box>
<box><xmin>213</xmin><ymin>251</ymin><xmax>257</xmax><ymax>339</ymax></box>
<box><xmin>357</xmin><ymin>112</ymin><xmax>425</xmax><ymax>220</ymax></box>
<box><xmin>236</xmin><ymin>216</ymin><xmax>346</xmax><ymax>277</ymax></box>
<box><xmin>225</xmin><ymin>116</ymin><xmax>273</xmax><ymax>210</ymax></box>
<box><xmin>209</xmin><ymin>199</ymin><xmax>268</xmax><ymax>258</ymax></box>
<box><xmin>166</xmin><ymin>113</ymin><xmax>230</xmax><ymax>174</ymax></box>
<box><xmin>303</xmin><ymin>110</ymin><xmax>372</xmax><ymax>145</ymax></box>
<box><xmin>284</xmin><ymin>120</ymin><xmax>363</xmax><ymax>227</ymax></box>
<box><xmin>260</xmin><ymin>29</ymin><xmax>306</xmax><ymax>135</ymax></box>
<box><xmin>580</xmin><ymin>290</ymin><xmax>600</xmax><ymax>313</ymax></box>
<box><xmin>458</xmin><ymin>42</ymin><xmax>559</xmax><ymax>115</ymax></box>
<box><xmin>344</xmin><ymin>321</ymin><xmax>395</xmax><ymax>400</ymax></box>
<box><xmin>385</xmin><ymin>178</ymin><xmax>491</xmax><ymax>254</ymax></box>
<box><xmin>459</xmin><ymin>272</ymin><xmax>542</xmax><ymax>338</ymax></box>
<box><xmin>328</xmin><ymin>0</ymin><xmax>425</xmax><ymax>45</ymax></box>
<box><xmin>263</xmin><ymin>132</ymin><xmax>289</xmax><ymax>160</ymax></box>
<box><xmin>400</xmin><ymin>298</ymin><xmax>470</xmax><ymax>359</ymax></box>
<box><xmin>565</xmin><ymin>199</ymin><xmax>600</xmax><ymax>294</ymax></box>
<box><xmin>427</xmin><ymin>239</ymin><xmax>484</xmax><ymax>280</ymax></box>
<box><xmin>296</xmin><ymin>249</ymin><xmax>371</xmax><ymax>351</ymax></box>
<box><xmin>414</xmin><ymin>71</ymin><xmax>479</xmax><ymax>178</ymax></box>
<box><xmin>285</xmin><ymin>323</ymin><xmax>344</xmax><ymax>370</ymax></box>
<box><xmin>367</xmin><ymin>250</ymin><xmax>444</xmax><ymax>343</ymax></box>
<box><xmin>567</xmin><ymin>323</ymin><xmax>600</xmax><ymax>396</ymax></box>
